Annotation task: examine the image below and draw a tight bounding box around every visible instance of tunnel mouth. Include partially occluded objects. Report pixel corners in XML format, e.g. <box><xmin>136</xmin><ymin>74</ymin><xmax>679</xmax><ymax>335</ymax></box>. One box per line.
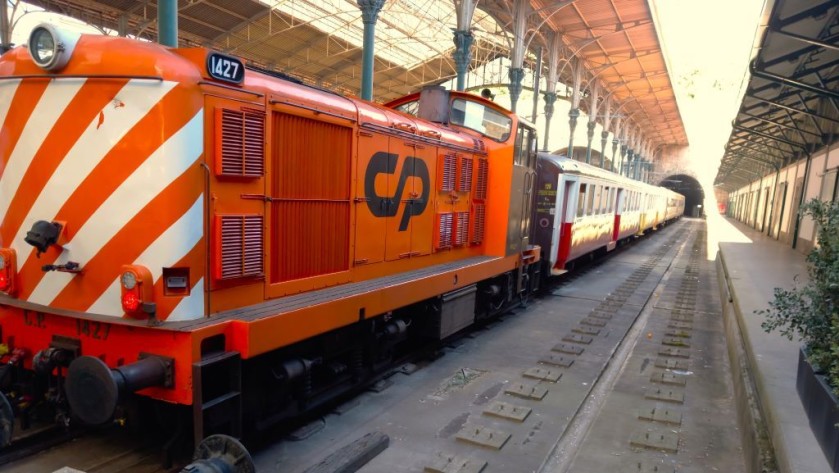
<box><xmin>660</xmin><ymin>174</ymin><xmax>705</xmax><ymax>217</ymax></box>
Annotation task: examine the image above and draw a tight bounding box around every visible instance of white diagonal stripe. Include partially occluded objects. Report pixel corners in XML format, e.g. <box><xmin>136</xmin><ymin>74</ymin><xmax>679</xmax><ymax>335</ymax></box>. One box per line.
<box><xmin>9</xmin><ymin>79</ymin><xmax>178</xmax><ymax>262</ymax></box>
<box><xmin>167</xmin><ymin>278</ymin><xmax>205</xmax><ymax>322</ymax></box>
<box><xmin>86</xmin><ymin>279</ymin><xmax>121</xmax><ymax>316</ymax></box>
<box><xmin>28</xmin><ymin>109</ymin><xmax>203</xmax><ymax>306</ymax></box>
<box><xmin>86</xmin><ymin>195</ymin><xmax>204</xmax><ymax>318</ymax></box>
<box><xmin>0</xmin><ymin>79</ymin><xmax>86</xmax><ymax>227</ymax></box>
<box><xmin>0</xmin><ymin>79</ymin><xmax>22</xmax><ymax>135</ymax></box>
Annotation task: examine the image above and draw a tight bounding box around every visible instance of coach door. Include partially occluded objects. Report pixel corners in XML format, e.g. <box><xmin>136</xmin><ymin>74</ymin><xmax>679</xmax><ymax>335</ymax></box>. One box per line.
<box><xmin>612</xmin><ymin>188</ymin><xmax>624</xmax><ymax>241</ymax></box>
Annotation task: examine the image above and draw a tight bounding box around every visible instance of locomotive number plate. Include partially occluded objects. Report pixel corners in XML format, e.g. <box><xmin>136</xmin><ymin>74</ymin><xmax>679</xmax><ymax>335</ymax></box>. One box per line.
<box><xmin>207</xmin><ymin>52</ymin><xmax>244</xmax><ymax>84</ymax></box>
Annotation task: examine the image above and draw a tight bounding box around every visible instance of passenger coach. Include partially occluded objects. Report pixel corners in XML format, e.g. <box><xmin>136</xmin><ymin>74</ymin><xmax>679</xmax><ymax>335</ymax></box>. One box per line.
<box><xmin>533</xmin><ymin>155</ymin><xmax>684</xmax><ymax>275</ymax></box>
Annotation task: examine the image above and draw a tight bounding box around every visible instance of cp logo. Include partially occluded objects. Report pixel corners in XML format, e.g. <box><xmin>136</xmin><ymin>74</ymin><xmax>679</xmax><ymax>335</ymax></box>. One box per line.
<box><xmin>364</xmin><ymin>151</ymin><xmax>430</xmax><ymax>231</ymax></box>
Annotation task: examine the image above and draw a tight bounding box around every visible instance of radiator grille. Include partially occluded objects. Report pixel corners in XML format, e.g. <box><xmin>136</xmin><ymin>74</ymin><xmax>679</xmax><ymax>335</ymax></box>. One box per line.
<box><xmin>474</xmin><ymin>158</ymin><xmax>488</xmax><ymax>200</ymax></box>
<box><xmin>436</xmin><ymin>213</ymin><xmax>453</xmax><ymax>249</ymax></box>
<box><xmin>217</xmin><ymin>108</ymin><xmax>264</xmax><ymax>177</ymax></box>
<box><xmin>471</xmin><ymin>204</ymin><xmax>486</xmax><ymax>245</ymax></box>
<box><xmin>454</xmin><ymin>211</ymin><xmax>469</xmax><ymax>246</ymax></box>
<box><xmin>270</xmin><ymin>112</ymin><xmax>351</xmax><ymax>282</ymax></box>
<box><xmin>217</xmin><ymin>215</ymin><xmax>264</xmax><ymax>279</ymax></box>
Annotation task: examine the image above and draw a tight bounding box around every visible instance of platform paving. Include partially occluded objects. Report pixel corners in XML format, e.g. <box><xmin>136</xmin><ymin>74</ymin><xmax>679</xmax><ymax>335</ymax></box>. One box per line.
<box><xmin>714</xmin><ymin>214</ymin><xmax>832</xmax><ymax>473</ymax></box>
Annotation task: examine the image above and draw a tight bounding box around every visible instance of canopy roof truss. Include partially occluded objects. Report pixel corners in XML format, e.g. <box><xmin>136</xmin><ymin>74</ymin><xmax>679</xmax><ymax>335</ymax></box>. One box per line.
<box><xmin>21</xmin><ymin>0</ymin><xmax>686</xmax><ymax>149</ymax></box>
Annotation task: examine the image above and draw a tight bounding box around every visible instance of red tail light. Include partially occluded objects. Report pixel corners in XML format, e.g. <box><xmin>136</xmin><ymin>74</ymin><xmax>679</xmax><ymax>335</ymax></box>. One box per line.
<box><xmin>119</xmin><ymin>265</ymin><xmax>153</xmax><ymax>318</ymax></box>
<box><xmin>0</xmin><ymin>249</ymin><xmax>17</xmax><ymax>295</ymax></box>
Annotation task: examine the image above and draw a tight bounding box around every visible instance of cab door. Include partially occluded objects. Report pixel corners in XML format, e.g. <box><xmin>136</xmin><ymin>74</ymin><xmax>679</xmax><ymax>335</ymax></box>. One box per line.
<box><xmin>354</xmin><ymin>131</ymin><xmax>390</xmax><ymax>265</ymax></box>
<box><xmin>505</xmin><ymin>124</ymin><xmax>537</xmax><ymax>256</ymax></box>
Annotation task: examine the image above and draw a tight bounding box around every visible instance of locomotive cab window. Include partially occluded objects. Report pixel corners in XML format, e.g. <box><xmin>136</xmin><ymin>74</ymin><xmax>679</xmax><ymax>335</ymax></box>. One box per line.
<box><xmin>393</xmin><ymin>100</ymin><xmax>419</xmax><ymax>117</ymax></box>
<box><xmin>514</xmin><ymin>125</ymin><xmax>537</xmax><ymax>167</ymax></box>
<box><xmin>450</xmin><ymin>99</ymin><xmax>512</xmax><ymax>142</ymax></box>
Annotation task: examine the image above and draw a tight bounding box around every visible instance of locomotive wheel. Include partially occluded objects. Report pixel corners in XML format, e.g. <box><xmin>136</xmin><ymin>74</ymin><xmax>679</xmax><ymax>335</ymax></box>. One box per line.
<box><xmin>0</xmin><ymin>391</ymin><xmax>13</xmax><ymax>447</ymax></box>
<box><xmin>180</xmin><ymin>434</ymin><xmax>255</xmax><ymax>473</ymax></box>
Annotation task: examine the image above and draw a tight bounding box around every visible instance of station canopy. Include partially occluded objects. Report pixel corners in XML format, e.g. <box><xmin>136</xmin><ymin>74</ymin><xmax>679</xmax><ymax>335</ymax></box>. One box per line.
<box><xmin>23</xmin><ymin>0</ymin><xmax>686</xmax><ymax>147</ymax></box>
<box><xmin>716</xmin><ymin>0</ymin><xmax>839</xmax><ymax>191</ymax></box>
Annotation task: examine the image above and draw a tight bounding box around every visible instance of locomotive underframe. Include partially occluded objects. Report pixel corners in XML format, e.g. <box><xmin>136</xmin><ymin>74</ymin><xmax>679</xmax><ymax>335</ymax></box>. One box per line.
<box><xmin>0</xmin><ymin>259</ymin><xmax>541</xmax><ymax>450</ymax></box>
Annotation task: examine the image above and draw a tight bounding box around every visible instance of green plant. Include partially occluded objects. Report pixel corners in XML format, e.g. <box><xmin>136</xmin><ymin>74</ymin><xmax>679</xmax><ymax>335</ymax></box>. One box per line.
<box><xmin>759</xmin><ymin>198</ymin><xmax>839</xmax><ymax>392</ymax></box>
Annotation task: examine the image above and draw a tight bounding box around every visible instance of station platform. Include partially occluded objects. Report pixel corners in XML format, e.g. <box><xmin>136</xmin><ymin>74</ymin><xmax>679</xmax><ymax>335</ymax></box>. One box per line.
<box><xmin>714</xmin><ymin>214</ymin><xmax>833</xmax><ymax>473</ymax></box>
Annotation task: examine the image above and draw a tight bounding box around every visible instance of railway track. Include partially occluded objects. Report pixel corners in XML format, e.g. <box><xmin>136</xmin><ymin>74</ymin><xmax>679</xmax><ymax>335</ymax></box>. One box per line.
<box><xmin>250</xmin><ymin>218</ymin><xmax>744</xmax><ymax>473</ymax></box>
<box><xmin>4</xmin><ymin>219</ymin><xmax>735</xmax><ymax>473</ymax></box>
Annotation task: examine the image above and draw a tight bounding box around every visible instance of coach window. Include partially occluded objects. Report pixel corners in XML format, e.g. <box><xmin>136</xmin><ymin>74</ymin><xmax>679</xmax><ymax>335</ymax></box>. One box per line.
<box><xmin>588</xmin><ymin>185</ymin><xmax>597</xmax><ymax>215</ymax></box>
<box><xmin>578</xmin><ymin>184</ymin><xmax>588</xmax><ymax>217</ymax></box>
<box><xmin>821</xmin><ymin>168</ymin><xmax>838</xmax><ymax>202</ymax></box>
<box><xmin>603</xmin><ymin>187</ymin><xmax>610</xmax><ymax>213</ymax></box>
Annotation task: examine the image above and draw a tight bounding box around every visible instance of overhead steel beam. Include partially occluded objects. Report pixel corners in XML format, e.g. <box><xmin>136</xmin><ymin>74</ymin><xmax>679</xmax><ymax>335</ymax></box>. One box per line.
<box><xmin>737</xmin><ymin>112</ymin><xmax>822</xmax><ymax>138</ymax></box>
<box><xmin>770</xmin><ymin>29</ymin><xmax>839</xmax><ymax>52</ymax></box>
<box><xmin>750</xmin><ymin>61</ymin><xmax>839</xmax><ymax>102</ymax></box>
<box><xmin>728</xmin><ymin>142</ymin><xmax>787</xmax><ymax>162</ymax></box>
<box><xmin>772</xmin><ymin>0</ymin><xmax>836</xmax><ymax>29</ymax></box>
<box><xmin>726</xmin><ymin>151</ymin><xmax>780</xmax><ymax>169</ymax></box>
<box><xmin>732</xmin><ymin>125</ymin><xmax>807</xmax><ymax>150</ymax></box>
<box><xmin>746</xmin><ymin>95</ymin><xmax>839</xmax><ymax>126</ymax></box>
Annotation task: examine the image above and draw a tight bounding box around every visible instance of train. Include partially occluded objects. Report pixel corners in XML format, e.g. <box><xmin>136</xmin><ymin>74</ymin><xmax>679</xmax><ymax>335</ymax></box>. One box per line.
<box><xmin>0</xmin><ymin>24</ymin><xmax>683</xmax><ymax>452</ymax></box>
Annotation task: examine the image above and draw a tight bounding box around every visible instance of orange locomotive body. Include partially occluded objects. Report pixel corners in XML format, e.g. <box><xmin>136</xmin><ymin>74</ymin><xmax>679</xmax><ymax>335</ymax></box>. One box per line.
<box><xmin>0</xmin><ymin>27</ymin><xmax>539</xmax><ymax>444</ymax></box>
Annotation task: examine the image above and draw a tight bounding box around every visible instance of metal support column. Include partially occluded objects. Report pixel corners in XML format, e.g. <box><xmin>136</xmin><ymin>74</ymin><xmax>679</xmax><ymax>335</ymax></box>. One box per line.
<box><xmin>508</xmin><ymin>68</ymin><xmax>525</xmax><ymax>113</ymax></box>
<box><xmin>568</xmin><ymin>108</ymin><xmax>580</xmax><ymax>160</ymax></box>
<box><xmin>620</xmin><ymin>144</ymin><xmax>628</xmax><ymax>176</ymax></box>
<box><xmin>585</xmin><ymin>82</ymin><xmax>599</xmax><ymax>165</ymax></box>
<box><xmin>452</xmin><ymin>30</ymin><xmax>473</xmax><ymax>92</ymax></box>
<box><xmin>611</xmin><ymin>138</ymin><xmax>620</xmax><ymax>173</ymax></box>
<box><xmin>585</xmin><ymin>122</ymin><xmax>596</xmax><ymax>164</ymax></box>
<box><xmin>157</xmin><ymin>0</ymin><xmax>178</xmax><ymax>47</ymax></box>
<box><xmin>543</xmin><ymin>92</ymin><xmax>558</xmax><ymax>152</ymax></box>
<box><xmin>508</xmin><ymin>0</ymin><xmax>529</xmax><ymax>113</ymax></box>
<box><xmin>358</xmin><ymin>0</ymin><xmax>386</xmax><ymax>101</ymax></box>
<box><xmin>543</xmin><ymin>32</ymin><xmax>563</xmax><ymax>152</ymax></box>
<box><xmin>567</xmin><ymin>59</ymin><xmax>583</xmax><ymax>160</ymax></box>
<box><xmin>0</xmin><ymin>1</ymin><xmax>10</xmax><ymax>51</ymax></box>
<box><xmin>531</xmin><ymin>47</ymin><xmax>542</xmax><ymax>123</ymax></box>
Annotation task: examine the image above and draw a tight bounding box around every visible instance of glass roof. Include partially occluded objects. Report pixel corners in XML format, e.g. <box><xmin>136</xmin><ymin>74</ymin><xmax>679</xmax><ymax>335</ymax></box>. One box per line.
<box><xmin>257</xmin><ymin>0</ymin><xmax>507</xmax><ymax>70</ymax></box>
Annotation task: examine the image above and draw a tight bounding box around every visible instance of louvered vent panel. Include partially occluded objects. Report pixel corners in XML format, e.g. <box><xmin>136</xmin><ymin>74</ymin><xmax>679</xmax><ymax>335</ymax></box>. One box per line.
<box><xmin>218</xmin><ymin>215</ymin><xmax>264</xmax><ymax>279</ymax></box>
<box><xmin>439</xmin><ymin>154</ymin><xmax>456</xmax><ymax>192</ymax></box>
<box><xmin>454</xmin><ymin>211</ymin><xmax>469</xmax><ymax>246</ymax></box>
<box><xmin>458</xmin><ymin>157</ymin><xmax>473</xmax><ymax>192</ymax></box>
<box><xmin>471</xmin><ymin>204</ymin><xmax>486</xmax><ymax>245</ymax></box>
<box><xmin>436</xmin><ymin>213</ymin><xmax>453</xmax><ymax>249</ymax></box>
<box><xmin>474</xmin><ymin>158</ymin><xmax>488</xmax><ymax>200</ymax></box>
<box><xmin>218</xmin><ymin>108</ymin><xmax>264</xmax><ymax>177</ymax></box>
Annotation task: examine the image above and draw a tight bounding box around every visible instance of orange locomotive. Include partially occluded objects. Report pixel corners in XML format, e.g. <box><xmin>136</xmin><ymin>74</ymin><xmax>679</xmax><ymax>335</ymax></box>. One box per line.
<box><xmin>0</xmin><ymin>24</ymin><xmax>539</xmax><ymax>445</ymax></box>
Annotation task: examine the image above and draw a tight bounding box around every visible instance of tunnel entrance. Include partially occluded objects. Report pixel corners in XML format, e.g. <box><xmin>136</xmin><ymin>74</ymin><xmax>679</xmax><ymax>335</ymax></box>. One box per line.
<box><xmin>660</xmin><ymin>174</ymin><xmax>705</xmax><ymax>217</ymax></box>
